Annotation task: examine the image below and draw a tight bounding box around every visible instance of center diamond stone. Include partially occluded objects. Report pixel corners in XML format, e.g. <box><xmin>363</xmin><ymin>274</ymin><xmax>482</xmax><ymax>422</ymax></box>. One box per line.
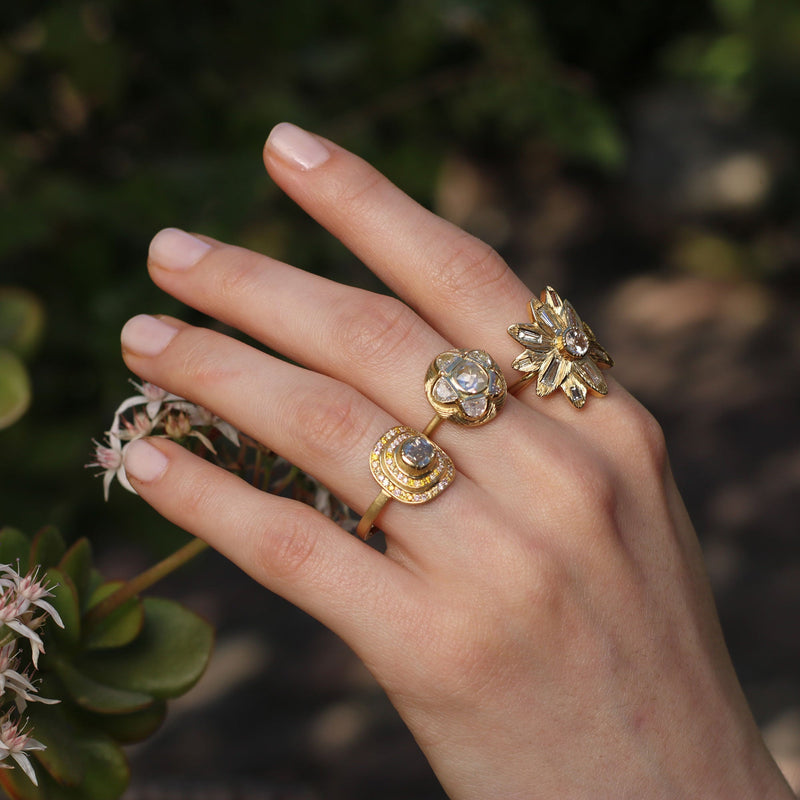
<box><xmin>400</xmin><ymin>436</ymin><xmax>434</xmax><ymax>470</ymax></box>
<box><xmin>451</xmin><ymin>360</ymin><xmax>489</xmax><ymax>395</ymax></box>
<box><xmin>563</xmin><ymin>327</ymin><xmax>590</xmax><ymax>359</ymax></box>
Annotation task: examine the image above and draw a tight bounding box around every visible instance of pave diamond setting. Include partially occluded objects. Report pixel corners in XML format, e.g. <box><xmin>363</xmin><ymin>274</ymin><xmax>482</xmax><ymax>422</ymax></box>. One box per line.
<box><xmin>425</xmin><ymin>349</ymin><xmax>507</xmax><ymax>426</ymax></box>
<box><xmin>368</xmin><ymin>426</ymin><xmax>454</xmax><ymax>504</ymax></box>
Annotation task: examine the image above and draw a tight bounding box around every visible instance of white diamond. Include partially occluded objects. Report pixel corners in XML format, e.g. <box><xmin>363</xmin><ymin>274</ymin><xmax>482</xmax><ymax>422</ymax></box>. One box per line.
<box><xmin>460</xmin><ymin>395</ymin><xmax>488</xmax><ymax>418</ymax></box>
<box><xmin>516</xmin><ymin>328</ymin><xmax>542</xmax><ymax>346</ymax></box>
<box><xmin>435</xmin><ymin>352</ymin><xmax>459</xmax><ymax>371</ymax></box>
<box><xmin>563</xmin><ymin>327</ymin><xmax>589</xmax><ymax>358</ymax></box>
<box><xmin>432</xmin><ymin>377</ymin><xmax>458</xmax><ymax>403</ymax></box>
<box><xmin>452</xmin><ymin>361</ymin><xmax>488</xmax><ymax>394</ymax></box>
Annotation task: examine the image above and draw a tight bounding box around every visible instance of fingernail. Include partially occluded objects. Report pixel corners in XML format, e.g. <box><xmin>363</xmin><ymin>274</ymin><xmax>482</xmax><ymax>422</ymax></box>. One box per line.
<box><xmin>266</xmin><ymin>122</ymin><xmax>330</xmax><ymax>170</ymax></box>
<box><xmin>124</xmin><ymin>439</ymin><xmax>169</xmax><ymax>483</ymax></box>
<box><xmin>149</xmin><ymin>228</ymin><xmax>211</xmax><ymax>271</ymax></box>
<box><xmin>121</xmin><ymin>314</ymin><xmax>179</xmax><ymax>357</ymax></box>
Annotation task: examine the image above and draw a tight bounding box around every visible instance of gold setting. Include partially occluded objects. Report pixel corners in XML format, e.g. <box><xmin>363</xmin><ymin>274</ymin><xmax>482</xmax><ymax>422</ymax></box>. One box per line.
<box><xmin>424</xmin><ymin>349</ymin><xmax>507</xmax><ymax>427</ymax></box>
<box><xmin>357</xmin><ymin>426</ymin><xmax>454</xmax><ymax>540</ymax></box>
<box><xmin>508</xmin><ymin>286</ymin><xmax>613</xmax><ymax>409</ymax></box>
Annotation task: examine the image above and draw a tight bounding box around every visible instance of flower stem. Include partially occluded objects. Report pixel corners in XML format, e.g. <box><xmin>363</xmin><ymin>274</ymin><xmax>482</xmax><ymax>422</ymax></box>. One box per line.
<box><xmin>83</xmin><ymin>537</ymin><xmax>209</xmax><ymax>631</ymax></box>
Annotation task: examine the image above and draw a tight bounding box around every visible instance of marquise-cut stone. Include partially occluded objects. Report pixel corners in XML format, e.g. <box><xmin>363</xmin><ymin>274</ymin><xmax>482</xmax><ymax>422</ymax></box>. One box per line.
<box><xmin>452</xmin><ymin>361</ymin><xmax>488</xmax><ymax>395</ymax></box>
<box><xmin>400</xmin><ymin>436</ymin><xmax>434</xmax><ymax>469</ymax></box>
<box><xmin>460</xmin><ymin>395</ymin><xmax>488</xmax><ymax>419</ymax></box>
<box><xmin>432</xmin><ymin>377</ymin><xmax>458</xmax><ymax>403</ymax></box>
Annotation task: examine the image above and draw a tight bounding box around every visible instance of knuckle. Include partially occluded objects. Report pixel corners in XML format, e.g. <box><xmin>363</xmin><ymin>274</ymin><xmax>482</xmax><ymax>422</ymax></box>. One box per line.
<box><xmin>287</xmin><ymin>386</ymin><xmax>373</xmax><ymax>462</ymax></box>
<box><xmin>615</xmin><ymin>400</ymin><xmax>669</xmax><ymax>476</ymax></box>
<box><xmin>176</xmin><ymin>329</ymin><xmax>236</xmax><ymax>389</ymax></box>
<box><xmin>329</xmin><ymin>169</ymin><xmax>385</xmax><ymax>221</ymax></box>
<box><xmin>332</xmin><ymin>294</ymin><xmax>421</xmax><ymax>367</ymax></box>
<box><xmin>252</xmin><ymin>505</ymin><xmax>320</xmax><ymax>581</ymax></box>
<box><xmin>429</xmin><ymin>235</ymin><xmax>510</xmax><ymax>303</ymax></box>
<box><xmin>215</xmin><ymin>249</ymin><xmax>263</xmax><ymax>304</ymax></box>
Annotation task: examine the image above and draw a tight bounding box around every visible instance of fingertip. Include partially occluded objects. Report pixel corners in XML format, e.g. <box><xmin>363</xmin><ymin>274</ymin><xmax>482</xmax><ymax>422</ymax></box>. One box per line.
<box><xmin>264</xmin><ymin>122</ymin><xmax>331</xmax><ymax>171</ymax></box>
<box><xmin>124</xmin><ymin>438</ymin><xmax>170</xmax><ymax>484</ymax></box>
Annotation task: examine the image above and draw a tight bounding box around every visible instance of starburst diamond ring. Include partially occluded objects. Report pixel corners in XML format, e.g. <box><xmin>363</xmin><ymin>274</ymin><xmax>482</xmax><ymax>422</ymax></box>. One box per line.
<box><xmin>508</xmin><ymin>287</ymin><xmax>614</xmax><ymax>409</ymax></box>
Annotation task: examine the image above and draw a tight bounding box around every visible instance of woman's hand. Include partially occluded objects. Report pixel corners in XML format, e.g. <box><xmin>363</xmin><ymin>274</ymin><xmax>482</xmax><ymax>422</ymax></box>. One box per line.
<box><xmin>119</xmin><ymin>123</ymin><xmax>792</xmax><ymax>799</ymax></box>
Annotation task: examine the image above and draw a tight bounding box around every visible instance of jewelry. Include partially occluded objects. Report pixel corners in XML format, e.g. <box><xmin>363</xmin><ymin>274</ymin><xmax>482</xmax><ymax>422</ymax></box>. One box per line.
<box><xmin>423</xmin><ymin>349</ymin><xmax>507</xmax><ymax>434</ymax></box>
<box><xmin>356</xmin><ymin>426</ymin><xmax>454</xmax><ymax>540</ymax></box>
<box><xmin>508</xmin><ymin>286</ymin><xmax>613</xmax><ymax>409</ymax></box>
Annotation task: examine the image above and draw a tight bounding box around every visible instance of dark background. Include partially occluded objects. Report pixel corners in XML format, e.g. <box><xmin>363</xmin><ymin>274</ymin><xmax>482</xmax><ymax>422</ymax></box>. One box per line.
<box><xmin>1</xmin><ymin>1</ymin><xmax>799</xmax><ymax>797</ymax></box>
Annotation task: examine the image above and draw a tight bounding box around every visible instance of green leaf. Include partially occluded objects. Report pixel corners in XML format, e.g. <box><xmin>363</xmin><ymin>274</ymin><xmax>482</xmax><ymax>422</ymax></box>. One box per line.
<box><xmin>88</xmin><ymin>698</ymin><xmax>167</xmax><ymax>744</ymax></box>
<box><xmin>58</xmin><ymin>538</ymin><xmax>93</xmax><ymax>611</ymax></box>
<box><xmin>27</xmin><ymin>703</ymin><xmax>129</xmax><ymax>800</ymax></box>
<box><xmin>45</xmin><ymin>568</ymin><xmax>80</xmax><ymax>647</ymax></box>
<box><xmin>0</xmin><ymin>288</ymin><xmax>44</xmax><ymax>359</ymax></box>
<box><xmin>30</xmin><ymin>526</ymin><xmax>66</xmax><ymax>570</ymax></box>
<box><xmin>0</xmin><ymin>347</ymin><xmax>31</xmax><ymax>430</ymax></box>
<box><xmin>79</xmin><ymin>597</ymin><xmax>213</xmax><ymax>698</ymax></box>
<box><xmin>0</xmin><ymin>526</ymin><xmax>31</xmax><ymax>572</ymax></box>
<box><xmin>53</xmin><ymin>657</ymin><xmax>154</xmax><ymax>714</ymax></box>
<box><xmin>84</xmin><ymin>581</ymin><xmax>144</xmax><ymax>650</ymax></box>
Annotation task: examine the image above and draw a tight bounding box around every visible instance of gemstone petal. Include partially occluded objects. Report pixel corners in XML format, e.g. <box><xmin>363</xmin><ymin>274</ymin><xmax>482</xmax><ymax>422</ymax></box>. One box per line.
<box><xmin>460</xmin><ymin>395</ymin><xmax>488</xmax><ymax>419</ymax></box>
<box><xmin>432</xmin><ymin>376</ymin><xmax>458</xmax><ymax>403</ymax></box>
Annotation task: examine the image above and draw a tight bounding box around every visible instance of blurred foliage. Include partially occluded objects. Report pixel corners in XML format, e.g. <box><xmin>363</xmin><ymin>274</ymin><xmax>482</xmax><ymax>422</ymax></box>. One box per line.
<box><xmin>0</xmin><ymin>0</ymin><xmax>798</xmax><ymax>546</ymax></box>
<box><xmin>0</xmin><ymin>526</ymin><xmax>212</xmax><ymax>800</ymax></box>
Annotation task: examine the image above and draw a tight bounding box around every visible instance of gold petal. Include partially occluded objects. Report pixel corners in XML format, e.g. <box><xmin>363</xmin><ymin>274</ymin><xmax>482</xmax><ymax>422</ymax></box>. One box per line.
<box><xmin>512</xmin><ymin>349</ymin><xmax>547</xmax><ymax>373</ymax></box>
<box><xmin>563</xmin><ymin>300</ymin><xmax>582</xmax><ymax>331</ymax></box>
<box><xmin>574</xmin><ymin>358</ymin><xmax>608</xmax><ymax>395</ymax></box>
<box><xmin>588</xmin><ymin>341</ymin><xmax>614</xmax><ymax>368</ymax></box>
<box><xmin>543</xmin><ymin>286</ymin><xmax>565</xmax><ymax>317</ymax></box>
<box><xmin>534</xmin><ymin>303</ymin><xmax>560</xmax><ymax>337</ymax></box>
<box><xmin>561</xmin><ymin>373</ymin><xmax>587</xmax><ymax>408</ymax></box>
<box><xmin>507</xmin><ymin>322</ymin><xmax>549</xmax><ymax>348</ymax></box>
<box><xmin>536</xmin><ymin>353</ymin><xmax>570</xmax><ymax>397</ymax></box>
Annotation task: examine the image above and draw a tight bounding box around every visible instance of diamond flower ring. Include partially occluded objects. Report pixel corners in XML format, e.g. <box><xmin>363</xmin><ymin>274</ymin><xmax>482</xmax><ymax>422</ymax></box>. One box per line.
<box><xmin>508</xmin><ymin>287</ymin><xmax>613</xmax><ymax>409</ymax></box>
<box><xmin>356</xmin><ymin>426</ymin><xmax>455</xmax><ymax>540</ymax></box>
<box><xmin>424</xmin><ymin>349</ymin><xmax>507</xmax><ymax>432</ymax></box>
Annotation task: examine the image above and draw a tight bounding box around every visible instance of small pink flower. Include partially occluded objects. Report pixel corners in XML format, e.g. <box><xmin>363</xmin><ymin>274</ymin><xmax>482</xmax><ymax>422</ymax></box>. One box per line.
<box><xmin>0</xmin><ymin>715</ymin><xmax>45</xmax><ymax>785</ymax></box>
<box><xmin>86</xmin><ymin>433</ymin><xmax>136</xmax><ymax>501</ymax></box>
<box><xmin>113</xmin><ymin>380</ymin><xmax>183</xmax><ymax>420</ymax></box>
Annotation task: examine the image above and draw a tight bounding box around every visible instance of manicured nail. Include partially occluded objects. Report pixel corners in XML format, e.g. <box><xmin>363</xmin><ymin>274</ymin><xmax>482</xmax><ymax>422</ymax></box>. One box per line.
<box><xmin>121</xmin><ymin>314</ymin><xmax>179</xmax><ymax>357</ymax></box>
<box><xmin>149</xmin><ymin>228</ymin><xmax>211</xmax><ymax>271</ymax></box>
<box><xmin>266</xmin><ymin>122</ymin><xmax>330</xmax><ymax>170</ymax></box>
<box><xmin>124</xmin><ymin>439</ymin><xmax>169</xmax><ymax>483</ymax></box>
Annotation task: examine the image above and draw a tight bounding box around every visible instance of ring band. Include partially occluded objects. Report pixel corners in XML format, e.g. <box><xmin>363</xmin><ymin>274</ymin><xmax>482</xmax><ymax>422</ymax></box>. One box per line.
<box><xmin>508</xmin><ymin>286</ymin><xmax>614</xmax><ymax>409</ymax></box>
<box><xmin>356</xmin><ymin>426</ymin><xmax>454</xmax><ymax>540</ymax></box>
<box><xmin>423</xmin><ymin>349</ymin><xmax>507</xmax><ymax>435</ymax></box>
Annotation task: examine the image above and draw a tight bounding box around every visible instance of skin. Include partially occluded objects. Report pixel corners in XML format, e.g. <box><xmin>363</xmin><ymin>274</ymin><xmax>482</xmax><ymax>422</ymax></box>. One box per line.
<box><xmin>119</xmin><ymin>123</ymin><xmax>794</xmax><ymax>799</ymax></box>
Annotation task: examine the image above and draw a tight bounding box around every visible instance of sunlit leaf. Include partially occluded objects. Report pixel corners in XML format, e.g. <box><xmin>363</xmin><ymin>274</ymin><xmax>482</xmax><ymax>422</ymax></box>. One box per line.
<box><xmin>0</xmin><ymin>348</ymin><xmax>31</xmax><ymax>430</ymax></box>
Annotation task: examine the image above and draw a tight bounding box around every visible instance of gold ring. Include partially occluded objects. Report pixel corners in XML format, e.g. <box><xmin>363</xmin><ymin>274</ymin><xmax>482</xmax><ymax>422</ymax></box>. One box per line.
<box><xmin>422</xmin><ymin>349</ymin><xmax>507</xmax><ymax>436</ymax></box>
<box><xmin>356</xmin><ymin>426</ymin><xmax>454</xmax><ymax>540</ymax></box>
<box><xmin>508</xmin><ymin>286</ymin><xmax>614</xmax><ymax>409</ymax></box>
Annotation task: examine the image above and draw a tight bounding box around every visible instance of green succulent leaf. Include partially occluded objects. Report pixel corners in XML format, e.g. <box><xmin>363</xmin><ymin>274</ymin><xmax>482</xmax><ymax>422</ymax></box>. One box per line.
<box><xmin>88</xmin><ymin>698</ymin><xmax>167</xmax><ymax>744</ymax></box>
<box><xmin>84</xmin><ymin>581</ymin><xmax>144</xmax><ymax>650</ymax></box>
<box><xmin>53</xmin><ymin>656</ymin><xmax>154</xmax><ymax>714</ymax></box>
<box><xmin>3</xmin><ymin>701</ymin><xmax>131</xmax><ymax>799</ymax></box>
<box><xmin>0</xmin><ymin>347</ymin><xmax>31</xmax><ymax>430</ymax></box>
<box><xmin>0</xmin><ymin>526</ymin><xmax>31</xmax><ymax>572</ymax></box>
<box><xmin>58</xmin><ymin>538</ymin><xmax>93</xmax><ymax>612</ymax></box>
<box><xmin>45</xmin><ymin>568</ymin><xmax>81</xmax><ymax>647</ymax></box>
<box><xmin>0</xmin><ymin>287</ymin><xmax>45</xmax><ymax>358</ymax></box>
<box><xmin>78</xmin><ymin>597</ymin><xmax>213</xmax><ymax>698</ymax></box>
<box><xmin>30</xmin><ymin>526</ymin><xmax>67</xmax><ymax>571</ymax></box>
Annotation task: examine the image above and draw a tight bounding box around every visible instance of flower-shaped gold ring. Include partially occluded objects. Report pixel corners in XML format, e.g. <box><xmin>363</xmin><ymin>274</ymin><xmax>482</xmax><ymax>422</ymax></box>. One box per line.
<box><xmin>423</xmin><ymin>349</ymin><xmax>507</xmax><ymax>433</ymax></box>
<box><xmin>508</xmin><ymin>286</ymin><xmax>613</xmax><ymax>409</ymax></box>
<box><xmin>356</xmin><ymin>426</ymin><xmax>455</xmax><ymax>540</ymax></box>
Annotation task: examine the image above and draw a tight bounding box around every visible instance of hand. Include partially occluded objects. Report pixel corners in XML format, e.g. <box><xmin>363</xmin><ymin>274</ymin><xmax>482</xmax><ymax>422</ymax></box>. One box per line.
<box><xmin>118</xmin><ymin>123</ymin><xmax>792</xmax><ymax>799</ymax></box>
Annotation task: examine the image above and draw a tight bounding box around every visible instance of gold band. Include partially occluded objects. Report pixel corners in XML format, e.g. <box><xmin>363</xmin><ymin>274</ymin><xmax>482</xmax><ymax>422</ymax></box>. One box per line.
<box><xmin>355</xmin><ymin>490</ymin><xmax>393</xmax><ymax>540</ymax></box>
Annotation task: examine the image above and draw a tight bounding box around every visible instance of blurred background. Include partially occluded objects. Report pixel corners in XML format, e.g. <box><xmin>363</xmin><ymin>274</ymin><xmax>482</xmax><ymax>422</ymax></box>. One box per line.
<box><xmin>1</xmin><ymin>1</ymin><xmax>799</xmax><ymax>797</ymax></box>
